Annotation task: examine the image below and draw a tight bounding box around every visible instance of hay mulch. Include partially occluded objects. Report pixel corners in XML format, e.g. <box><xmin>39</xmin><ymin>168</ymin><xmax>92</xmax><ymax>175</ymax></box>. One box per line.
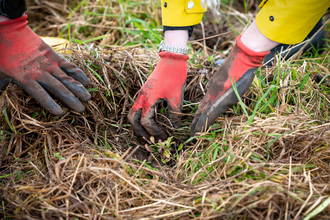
<box><xmin>1</xmin><ymin>0</ymin><xmax>330</xmax><ymax>219</ymax></box>
<box><xmin>1</xmin><ymin>43</ymin><xmax>330</xmax><ymax>219</ymax></box>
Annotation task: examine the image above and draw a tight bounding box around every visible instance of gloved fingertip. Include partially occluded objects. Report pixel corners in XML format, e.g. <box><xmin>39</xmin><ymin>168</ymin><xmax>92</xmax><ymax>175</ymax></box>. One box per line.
<box><xmin>190</xmin><ymin>113</ymin><xmax>209</xmax><ymax>136</ymax></box>
<box><xmin>128</xmin><ymin>108</ymin><xmax>139</xmax><ymax>126</ymax></box>
<box><xmin>48</xmin><ymin>106</ymin><xmax>64</xmax><ymax>116</ymax></box>
<box><xmin>127</xmin><ymin>110</ymin><xmax>135</xmax><ymax>124</ymax></box>
<box><xmin>80</xmin><ymin>91</ymin><xmax>91</xmax><ymax>102</ymax></box>
<box><xmin>51</xmin><ymin>73</ymin><xmax>91</xmax><ymax>103</ymax></box>
<box><xmin>128</xmin><ymin>108</ymin><xmax>151</xmax><ymax>139</ymax></box>
<box><xmin>189</xmin><ymin>118</ymin><xmax>199</xmax><ymax>136</ymax></box>
<box><xmin>189</xmin><ymin>122</ymin><xmax>198</xmax><ymax>136</ymax></box>
<box><xmin>80</xmin><ymin>77</ymin><xmax>90</xmax><ymax>87</ymax></box>
<box><xmin>190</xmin><ymin>128</ymin><xmax>196</xmax><ymax>137</ymax></box>
<box><xmin>60</xmin><ymin>66</ymin><xmax>90</xmax><ymax>87</ymax></box>
<box><xmin>140</xmin><ymin>115</ymin><xmax>167</xmax><ymax>140</ymax></box>
<box><xmin>73</xmin><ymin>102</ymin><xmax>86</xmax><ymax>113</ymax></box>
<box><xmin>190</xmin><ymin>125</ymin><xmax>204</xmax><ymax>137</ymax></box>
<box><xmin>0</xmin><ymin>78</ymin><xmax>10</xmax><ymax>92</ymax></box>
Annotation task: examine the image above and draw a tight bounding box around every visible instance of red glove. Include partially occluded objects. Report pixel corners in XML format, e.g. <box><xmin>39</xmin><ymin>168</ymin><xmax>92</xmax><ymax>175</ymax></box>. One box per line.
<box><xmin>128</xmin><ymin>52</ymin><xmax>189</xmax><ymax>140</ymax></box>
<box><xmin>190</xmin><ymin>35</ymin><xmax>270</xmax><ymax>135</ymax></box>
<box><xmin>0</xmin><ymin>15</ymin><xmax>91</xmax><ymax>115</ymax></box>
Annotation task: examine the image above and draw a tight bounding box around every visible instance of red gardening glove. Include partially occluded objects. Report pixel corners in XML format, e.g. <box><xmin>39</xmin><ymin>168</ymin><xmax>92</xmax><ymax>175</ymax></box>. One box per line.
<box><xmin>0</xmin><ymin>15</ymin><xmax>91</xmax><ymax>115</ymax></box>
<box><xmin>190</xmin><ymin>35</ymin><xmax>270</xmax><ymax>135</ymax></box>
<box><xmin>128</xmin><ymin>52</ymin><xmax>189</xmax><ymax>140</ymax></box>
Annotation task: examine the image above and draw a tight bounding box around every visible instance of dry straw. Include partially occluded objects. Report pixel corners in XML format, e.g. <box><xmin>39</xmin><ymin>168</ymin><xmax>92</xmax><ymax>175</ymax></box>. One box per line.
<box><xmin>1</xmin><ymin>0</ymin><xmax>330</xmax><ymax>219</ymax></box>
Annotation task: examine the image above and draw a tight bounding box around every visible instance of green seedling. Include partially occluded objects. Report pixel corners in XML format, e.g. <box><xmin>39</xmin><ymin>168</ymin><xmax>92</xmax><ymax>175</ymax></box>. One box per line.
<box><xmin>145</xmin><ymin>136</ymin><xmax>174</xmax><ymax>164</ymax></box>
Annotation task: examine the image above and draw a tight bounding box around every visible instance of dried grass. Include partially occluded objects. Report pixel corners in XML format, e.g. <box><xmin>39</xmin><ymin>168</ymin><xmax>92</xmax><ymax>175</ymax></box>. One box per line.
<box><xmin>1</xmin><ymin>1</ymin><xmax>330</xmax><ymax>219</ymax></box>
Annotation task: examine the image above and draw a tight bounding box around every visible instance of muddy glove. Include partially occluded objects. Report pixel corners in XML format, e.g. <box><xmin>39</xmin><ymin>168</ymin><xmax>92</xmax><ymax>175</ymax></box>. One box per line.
<box><xmin>0</xmin><ymin>15</ymin><xmax>91</xmax><ymax>115</ymax></box>
<box><xmin>128</xmin><ymin>52</ymin><xmax>189</xmax><ymax>140</ymax></box>
<box><xmin>190</xmin><ymin>35</ymin><xmax>270</xmax><ymax>135</ymax></box>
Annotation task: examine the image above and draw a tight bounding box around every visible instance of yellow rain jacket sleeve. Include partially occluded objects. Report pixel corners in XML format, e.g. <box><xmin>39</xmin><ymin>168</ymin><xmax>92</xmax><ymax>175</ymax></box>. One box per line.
<box><xmin>161</xmin><ymin>0</ymin><xmax>207</xmax><ymax>26</ymax></box>
<box><xmin>256</xmin><ymin>0</ymin><xmax>330</xmax><ymax>44</ymax></box>
<box><xmin>161</xmin><ymin>0</ymin><xmax>329</xmax><ymax>44</ymax></box>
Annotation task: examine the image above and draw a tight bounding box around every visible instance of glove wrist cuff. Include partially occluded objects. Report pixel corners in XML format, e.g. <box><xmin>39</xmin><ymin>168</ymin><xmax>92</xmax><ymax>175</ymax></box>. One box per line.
<box><xmin>0</xmin><ymin>14</ymin><xmax>27</xmax><ymax>27</ymax></box>
<box><xmin>158</xmin><ymin>51</ymin><xmax>189</xmax><ymax>62</ymax></box>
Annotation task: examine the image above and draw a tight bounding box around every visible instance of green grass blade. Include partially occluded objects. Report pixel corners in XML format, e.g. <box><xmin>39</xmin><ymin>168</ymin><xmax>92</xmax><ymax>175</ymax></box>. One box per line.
<box><xmin>247</xmin><ymin>85</ymin><xmax>275</xmax><ymax>125</ymax></box>
<box><xmin>230</xmin><ymin>77</ymin><xmax>249</xmax><ymax>119</ymax></box>
<box><xmin>304</xmin><ymin>196</ymin><xmax>330</xmax><ymax>220</ymax></box>
<box><xmin>3</xmin><ymin>108</ymin><xmax>17</xmax><ymax>134</ymax></box>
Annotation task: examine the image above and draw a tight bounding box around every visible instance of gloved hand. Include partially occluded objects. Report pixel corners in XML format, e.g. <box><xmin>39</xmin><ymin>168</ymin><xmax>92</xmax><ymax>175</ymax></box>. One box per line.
<box><xmin>128</xmin><ymin>52</ymin><xmax>189</xmax><ymax>140</ymax></box>
<box><xmin>0</xmin><ymin>15</ymin><xmax>91</xmax><ymax>115</ymax></box>
<box><xmin>190</xmin><ymin>35</ymin><xmax>270</xmax><ymax>135</ymax></box>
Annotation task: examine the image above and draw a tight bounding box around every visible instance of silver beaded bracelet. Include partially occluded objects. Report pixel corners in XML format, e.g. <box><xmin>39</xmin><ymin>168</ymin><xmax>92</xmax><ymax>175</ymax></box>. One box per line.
<box><xmin>158</xmin><ymin>40</ymin><xmax>189</xmax><ymax>55</ymax></box>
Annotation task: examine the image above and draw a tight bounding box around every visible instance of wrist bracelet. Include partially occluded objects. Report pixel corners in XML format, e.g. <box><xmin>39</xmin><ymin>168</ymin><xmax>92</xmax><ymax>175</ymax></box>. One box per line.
<box><xmin>158</xmin><ymin>40</ymin><xmax>189</xmax><ymax>55</ymax></box>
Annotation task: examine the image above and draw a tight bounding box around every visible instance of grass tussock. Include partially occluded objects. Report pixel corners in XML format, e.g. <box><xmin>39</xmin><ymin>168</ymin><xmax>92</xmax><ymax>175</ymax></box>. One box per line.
<box><xmin>1</xmin><ymin>0</ymin><xmax>330</xmax><ymax>219</ymax></box>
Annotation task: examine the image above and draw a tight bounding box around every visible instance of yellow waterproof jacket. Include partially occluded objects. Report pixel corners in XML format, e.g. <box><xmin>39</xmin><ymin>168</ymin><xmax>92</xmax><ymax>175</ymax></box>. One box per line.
<box><xmin>161</xmin><ymin>0</ymin><xmax>207</xmax><ymax>27</ymax></box>
<box><xmin>161</xmin><ymin>0</ymin><xmax>330</xmax><ymax>44</ymax></box>
<box><xmin>256</xmin><ymin>0</ymin><xmax>330</xmax><ymax>44</ymax></box>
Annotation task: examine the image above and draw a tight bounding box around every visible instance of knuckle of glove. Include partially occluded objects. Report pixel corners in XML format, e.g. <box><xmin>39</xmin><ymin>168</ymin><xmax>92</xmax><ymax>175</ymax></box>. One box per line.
<box><xmin>141</xmin><ymin>118</ymin><xmax>167</xmax><ymax>140</ymax></box>
<box><xmin>128</xmin><ymin>108</ymin><xmax>152</xmax><ymax>139</ymax></box>
<box><xmin>140</xmin><ymin>116</ymin><xmax>153</xmax><ymax>133</ymax></box>
<box><xmin>60</xmin><ymin>65</ymin><xmax>90</xmax><ymax>87</ymax></box>
<box><xmin>127</xmin><ymin>109</ymin><xmax>137</xmax><ymax>127</ymax></box>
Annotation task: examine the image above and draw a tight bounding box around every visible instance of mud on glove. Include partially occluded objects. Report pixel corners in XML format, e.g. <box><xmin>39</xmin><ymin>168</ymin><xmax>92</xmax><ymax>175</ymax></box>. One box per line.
<box><xmin>190</xmin><ymin>35</ymin><xmax>270</xmax><ymax>135</ymax></box>
<box><xmin>0</xmin><ymin>15</ymin><xmax>91</xmax><ymax>115</ymax></box>
<box><xmin>128</xmin><ymin>52</ymin><xmax>189</xmax><ymax>140</ymax></box>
